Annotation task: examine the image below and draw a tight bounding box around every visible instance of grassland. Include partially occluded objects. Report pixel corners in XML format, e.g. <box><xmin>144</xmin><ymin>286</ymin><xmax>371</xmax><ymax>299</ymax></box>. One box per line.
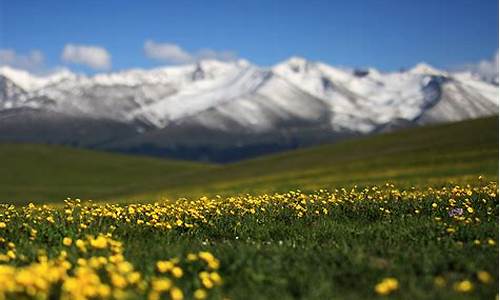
<box><xmin>151</xmin><ymin>116</ymin><xmax>498</xmax><ymax>201</ymax></box>
<box><xmin>0</xmin><ymin>144</ymin><xmax>213</xmax><ymax>203</ymax></box>
<box><xmin>0</xmin><ymin>117</ymin><xmax>498</xmax><ymax>299</ymax></box>
<box><xmin>0</xmin><ymin>180</ymin><xmax>497</xmax><ymax>299</ymax></box>
<box><xmin>0</xmin><ymin>116</ymin><xmax>497</xmax><ymax>203</ymax></box>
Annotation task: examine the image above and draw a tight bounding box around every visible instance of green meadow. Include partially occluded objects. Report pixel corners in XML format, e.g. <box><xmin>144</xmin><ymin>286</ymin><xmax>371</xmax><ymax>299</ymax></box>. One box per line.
<box><xmin>0</xmin><ymin>117</ymin><xmax>497</xmax><ymax>300</ymax></box>
<box><xmin>0</xmin><ymin>116</ymin><xmax>497</xmax><ymax>203</ymax></box>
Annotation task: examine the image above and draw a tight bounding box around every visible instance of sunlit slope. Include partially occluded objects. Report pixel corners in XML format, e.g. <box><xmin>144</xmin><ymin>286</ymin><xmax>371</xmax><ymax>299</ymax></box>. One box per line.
<box><xmin>0</xmin><ymin>144</ymin><xmax>214</xmax><ymax>203</ymax></box>
<box><xmin>143</xmin><ymin>116</ymin><xmax>498</xmax><ymax>200</ymax></box>
<box><xmin>0</xmin><ymin>116</ymin><xmax>497</xmax><ymax>203</ymax></box>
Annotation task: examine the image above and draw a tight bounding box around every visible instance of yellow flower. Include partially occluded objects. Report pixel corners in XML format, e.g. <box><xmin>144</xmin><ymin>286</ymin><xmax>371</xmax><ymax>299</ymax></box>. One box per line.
<box><xmin>98</xmin><ymin>284</ymin><xmax>111</xmax><ymax>297</ymax></box>
<box><xmin>127</xmin><ymin>272</ymin><xmax>141</xmax><ymax>284</ymax></box>
<box><xmin>156</xmin><ymin>260</ymin><xmax>174</xmax><ymax>273</ymax></box>
<box><xmin>111</xmin><ymin>274</ymin><xmax>127</xmax><ymax>288</ymax></box>
<box><xmin>152</xmin><ymin>278</ymin><xmax>172</xmax><ymax>292</ymax></box>
<box><xmin>477</xmin><ymin>271</ymin><xmax>492</xmax><ymax>284</ymax></box>
<box><xmin>62</xmin><ymin>237</ymin><xmax>72</xmax><ymax>246</ymax></box>
<box><xmin>194</xmin><ymin>289</ymin><xmax>207</xmax><ymax>300</ymax></box>
<box><xmin>117</xmin><ymin>261</ymin><xmax>133</xmax><ymax>273</ymax></box>
<box><xmin>209</xmin><ymin>272</ymin><xmax>222</xmax><ymax>285</ymax></box>
<box><xmin>76</xmin><ymin>239</ymin><xmax>85</xmax><ymax>248</ymax></box>
<box><xmin>467</xmin><ymin>207</ymin><xmax>474</xmax><ymax>213</ymax></box>
<box><xmin>454</xmin><ymin>280</ymin><xmax>473</xmax><ymax>293</ymax></box>
<box><xmin>198</xmin><ymin>252</ymin><xmax>215</xmax><ymax>262</ymax></box>
<box><xmin>90</xmin><ymin>236</ymin><xmax>108</xmax><ymax>249</ymax></box>
<box><xmin>170</xmin><ymin>287</ymin><xmax>184</xmax><ymax>300</ymax></box>
<box><xmin>374</xmin><ymin>277</ymin><xmax>399</xmax><ymax>296</ymax></box>
<box><xmin>201</xmin><ymin>278</ymin><xmax>214</xmax><ymax>289</ymax></box>
<box><xmin>171</xmin><ymin>266</ymin><xmax>183</xmax><ymax>278</ymax></box>
<box><xmin>0</xmin><ymin>222</ymin><xmax>6</xmax><ymax>228</ymax></box>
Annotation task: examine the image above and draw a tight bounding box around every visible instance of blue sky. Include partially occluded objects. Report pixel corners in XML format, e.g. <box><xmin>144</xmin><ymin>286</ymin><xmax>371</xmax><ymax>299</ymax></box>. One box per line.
<box><xmin>0</xmin><ymin>0</ymin><xmax>498</xmax><ymax>73</ymax></box>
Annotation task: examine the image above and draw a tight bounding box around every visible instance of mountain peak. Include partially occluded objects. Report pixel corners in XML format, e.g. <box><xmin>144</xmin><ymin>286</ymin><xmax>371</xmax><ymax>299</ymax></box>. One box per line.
<box><xmin>275</xmin><ymin>56</ymin><xmax>314</xmax><ymax>74</ymax></box>
<box><xmin>286</xmin><ymin>56</ymin><xmax>309</xmax><ymax>64</ymax></box>
<box><xmin>0</xmin><ymin>66</ymin><xmax>77</xmax><ymax>91</ymax></box>
<box><xmin>0</xmin><ymin>56</ymin><xmax>497</xmax><ymax>162</ymax></box>
<box><xmin>409</xmin><ymin>63</ymin><xmax>446</xmax><ymax>76</ymax></box>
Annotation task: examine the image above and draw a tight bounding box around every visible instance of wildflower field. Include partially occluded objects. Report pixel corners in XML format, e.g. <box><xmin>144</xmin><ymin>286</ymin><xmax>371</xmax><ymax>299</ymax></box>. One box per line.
<box><xmin>0</xmin><ymin>178</ymin><xmax>498</xmax><ymax>300</ymax></box>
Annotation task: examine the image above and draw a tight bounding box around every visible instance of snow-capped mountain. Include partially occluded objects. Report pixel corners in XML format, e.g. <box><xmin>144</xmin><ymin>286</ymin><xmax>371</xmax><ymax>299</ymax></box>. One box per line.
<box><xmin>0</xmin><ymin>57</ymin><xmax>497</xmax><ymax>161</ymax></box>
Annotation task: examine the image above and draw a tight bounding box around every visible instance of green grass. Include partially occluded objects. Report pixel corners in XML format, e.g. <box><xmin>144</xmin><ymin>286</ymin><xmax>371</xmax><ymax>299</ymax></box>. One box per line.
<box><xmin>0</xmin><ymin>116</ymin><xmax>497</xmax><ymax>203</ymax></box>
<box><xmin>0</xmin><ymin>117</ymin><xmax>497</xmax><ymax>300</ymax></box>
<box><xmin>0</xmin><ymin>181</ymin><xmax>497</xmax><ymax>299</ymax></box>
<box><xmin>0</xmin><ymin>144</ymin><xmax>213</xmax><ymax>203</ymax></box>
<box><xmin>129</xmin><ymin>116</ymin><xmax>499</xmax><ymax>201</ymax></box>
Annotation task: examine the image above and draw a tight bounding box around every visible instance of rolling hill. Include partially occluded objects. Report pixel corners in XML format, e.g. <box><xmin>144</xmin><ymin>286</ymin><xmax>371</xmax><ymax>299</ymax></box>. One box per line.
<box><xmin>0</xmin><ymin>57</ymin><xmax>497</xmax><ymax>162</ymax></box>
<box><xmin>0</xmin><ymin>116</ymin><xmax>497</xmax><ymax>203</ymax></box>
<box><xmin>135</xmin><ymin>115</ymin><xmax>498</xmax><ymax>201</ymax></box>
<box><xmin>0</xmin><ymin>144</ymin><xmax>213</xmax><ymax>203</ymax></box>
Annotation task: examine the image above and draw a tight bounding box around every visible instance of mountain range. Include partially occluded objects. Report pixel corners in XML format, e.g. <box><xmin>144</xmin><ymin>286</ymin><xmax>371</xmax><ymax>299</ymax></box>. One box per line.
<box><xmin>0</xmin><ymin>57</ymin><xmax>498</xmax><ymax>162</ymax></box>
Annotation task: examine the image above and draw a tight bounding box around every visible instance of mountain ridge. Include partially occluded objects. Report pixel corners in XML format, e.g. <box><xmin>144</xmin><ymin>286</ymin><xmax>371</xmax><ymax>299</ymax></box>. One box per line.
<box><xmin>0</xmin><ymin>57</ymin><xmax>498</xmax><ymax>162</ymax></box>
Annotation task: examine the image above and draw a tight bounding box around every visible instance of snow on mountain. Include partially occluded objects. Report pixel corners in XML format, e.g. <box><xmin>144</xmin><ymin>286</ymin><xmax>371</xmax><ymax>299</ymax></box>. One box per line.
<box><xmin>407</xmin><ymin>63</ymin><xmax>447</xmax><ymax>76</ymax></box>
<box><xmin>131</xmin><ymin>61</ymin><xmax>265</xmax><ymax>128</ymax></box>
<box><xmin>0</xmin><ymin>60</ymin><xmax>256</xmax><ymax>126</ymax></box>
<box><xmin>0</xmin><ymin>66</ymin><xmax>77</xmax><ymax>91</ymax></box>
<box><xmin>0</xmin><ymin>57</ymin><xmax>497</xmax><ymax>149</ymax></box>
<box><xmin>271</xmin><ymin>57</ymin><xmax>496</xmax><ymax>133</ymax></box>
<box><xmin>185</xmin><ymin>72</ymin><xmax>330</xmax><ymax>133</ymax></box>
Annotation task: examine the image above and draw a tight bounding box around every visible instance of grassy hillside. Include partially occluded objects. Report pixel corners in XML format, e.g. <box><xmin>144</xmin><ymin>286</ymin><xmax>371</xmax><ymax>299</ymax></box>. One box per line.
<box><xmin>0</xmin><ymin>116</ymin><xmax>497</xmax><ymax>203</ymax></box>
<box><xmin>0</xmin><ymin>144</ymin><xmax>213</xmax><ymax>203</ymax></box>
<box><xmin>134</xmin><ymin>116</ymin><xmax>498</xmax><ymax>201</ymax></box>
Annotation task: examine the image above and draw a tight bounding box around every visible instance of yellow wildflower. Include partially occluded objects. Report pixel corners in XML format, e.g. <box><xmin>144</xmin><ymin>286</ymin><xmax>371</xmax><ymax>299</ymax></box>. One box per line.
<box><xmin>62</xmin><ymin>237</ymin><xmax>72</xmax><ymax>246</ymax></box>
<box><xmin>156</xmin><ymin>260</ymin><xmax>174</xmax><ymax>273</ymax></box>
<box><xmin>90</xmin><ymin>236</ymin><xmax>107</xmax><ymax>249</ymax></box>
<box><xmin>194</xmin><ymin>289</ymin><xmax>207</xmax><ymax>299</ymax></box>
<box><xmin>111</xmin><ymin>274</ymin><xmax>127</xmax><ymax>288</ymax></box>
<box><xmin>477</xmin><ymin>271</ymin><xmax>492</xmax><ymax>284</ymax></box>
<box><xmin>374</xmin><ymin>277</ymin><xmax>399</xmax><ymax>295</ymax></box>
<box><xmin>152</xmin><ymin>278</ymin><xmax>171</xmax><ymax>292</ymax></box>
<box><xmin>171</xmin><ymin>266</ymin><xmax>183</xmax><ymax>278</ymax></box>
<box><xmin>454</xmin><ymin>280</ymin><xmax>473</xmax><ymax>293</ymax></box>
<box><xmin>170</xmin><ymin>287</ymin><xmax>184</xmax><ymax>300</ymax></box>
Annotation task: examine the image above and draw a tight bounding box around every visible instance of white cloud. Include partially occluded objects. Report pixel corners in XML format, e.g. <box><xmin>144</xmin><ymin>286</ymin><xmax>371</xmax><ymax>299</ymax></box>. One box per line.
<box><xmin>61</xmin><ymin>44</ymin><xmax>111</xmax><ymax>70</ymax></box>
<box><xmin>459</xmin><ymin>50</ymin><xmax>499</xmax><ymax>83</ymax></box>
<box><xmin>475</xmin><ymin>51</ymin><xmax>498</xmax><ymax>80</ymax></box>
<box><xmin>0</xmin><ymin>49</ymin><xmax>45</xmax><ymax>71</ymax></box>
<box><xmin>144</xmin><ymin>40</ymin><xmax>237</xmax><ymax>64</ymax></box>
<box><xmin>144</xmin><ymin>41</ymin><xmax>192</xmax><ymax>64</ymax></box>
